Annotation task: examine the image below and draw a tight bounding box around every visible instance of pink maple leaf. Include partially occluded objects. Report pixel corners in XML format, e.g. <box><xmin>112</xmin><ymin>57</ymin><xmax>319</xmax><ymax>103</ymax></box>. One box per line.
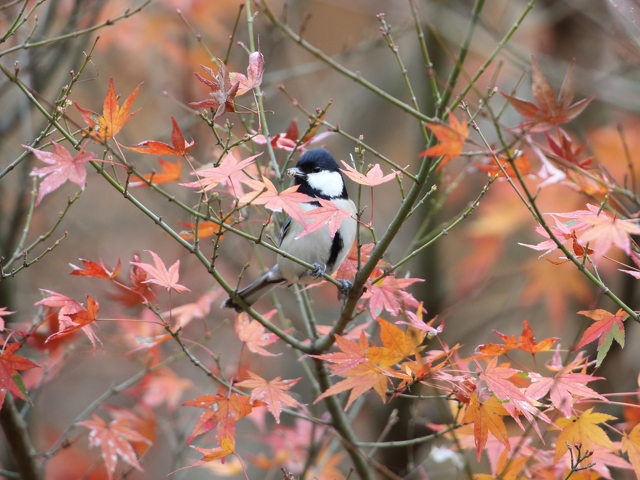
<box><xmin>229</xmin><ymin>51</ymin><xmax>264</xmax><ymax>96</ymax></box>
<box><xmin>236</xmin><ymin>371</ymin><xmax>302</xmax><ymax>424</ymax></box>
<box><xmin>296</xmin><ymin>198</ymin><xmax>354</xmax><ymax>239</ymax></box>
<box><xmin>0</xmin><ymin>307</ymin><xmax>14</xmax><ymax>332</ymax></box>
<box><xmin>340</xmin><ymin>161</ymin><xmax>398</xmax><ymax>186</ymax></box>
<box><xmin>235</xmin><ymin>311</ymin><xmax>281</xmax><ymax>357</ymax></box>
<box><xmin>362</xmin><ymin>275</ymin><xmax>423</xmax><ymax>316</ymax></box>
<box><xmin>239</xmin><ymin>177</ymin><xmax>309</xmax><ymax>223</ymax></box>
<box><xmin>25</xmin><ymin>142</ymin><xmax>98</xmax><ymax>205</ymax></box>
<box><xmin>552</xmin><ymin>204</ymin><xmax>640</xmax><ymax>260</ymax></box>
<box><xmin>130</xmin><ymin>250</ymin><xmax>190</xmax><ymax>293</ymax></box>
<box><xmin>181</xmin><ymin>151</ymin><xmax>261</xmax><ymax>198</ymax></box>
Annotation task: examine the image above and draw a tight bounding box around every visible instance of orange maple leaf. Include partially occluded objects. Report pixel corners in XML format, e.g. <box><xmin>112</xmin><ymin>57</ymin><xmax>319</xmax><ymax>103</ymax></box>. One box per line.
<box><xmin>462</xmin><ymin>394</ymin><xmax>510</xmax><ymax>461</ymax></box>
<box><xmin>178</xmin><ymin>221</ymin><xmax>226</xmax><ymax>240</ymax></box>
<box><xmin>75</xmin><ymin>78</ymin><xmax>141</xmax><ymax>142</ymax></box>
<box><xmin>366</xmin><ymin>318</ymin><xmax>424</xmax><ymax>367</ymax></box>
<box><xmin>478</xmin><ymin>320</ymin><xmax>558</xmax><ymax>357</ymax></box>
<box><xmin>236</xmin><ymin>371</ymin><xmax>302</xmax><ymax>423</ymax></box>
<box><xmin>70</xmin><ymin>258</ymin><xmax>121</xmax><ymax>279</ymax></box>
<box><xmin>475</xmin><ymin>152</ymin><xmax>532</xmax><ymax>178</ymax></box>
<box><xmin>622</xmin><ymin>423</ymin><xmax>640</xmax><ymax>480</ymax></box>
<box><xmin>420</xmin><ymin>111</ymin><xmax>468</xmax><ymax>170</ymax></box>
<box><xmin>130</xmin><ymin>158</ymin><xmax>182</xmax><ymax>187</ymax></box>
<box><xmin>183</xmin><ymin>392</ymin><xmax>258</xmax><ymax>462</ymax></box>
<box><xmin>503</xmin><ymin>57</ymin><xmax>593</xmax><ymax>132</ymax></box>
<box><xmin>554</xmin><ymin>408</ymin><xmax>617</xmax><ymax>461</ymax></box>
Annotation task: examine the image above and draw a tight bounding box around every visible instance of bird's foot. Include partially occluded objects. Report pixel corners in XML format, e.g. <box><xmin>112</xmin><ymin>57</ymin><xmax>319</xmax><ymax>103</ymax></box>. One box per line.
<box><xmin>308</xmin><ymin>263</ymin><xmax>326</xmax><ymax>278</ymax></box>
<box><xmin>336</xmin><ymin>279</ymin><xmax>352</xmax><ymax>300</ymax></box>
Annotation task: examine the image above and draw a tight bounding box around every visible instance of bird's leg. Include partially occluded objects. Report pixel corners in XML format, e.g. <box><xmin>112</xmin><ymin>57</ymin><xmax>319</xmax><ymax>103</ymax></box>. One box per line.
<box><xmin>307</xmin><ymin>263</ymin><xmax>326</xmax><ymax>278</ymax></box>
<box><xmin>336</xmin><ymin>279</ymin><xmax>352</xmax><ymax>299</ymax></box>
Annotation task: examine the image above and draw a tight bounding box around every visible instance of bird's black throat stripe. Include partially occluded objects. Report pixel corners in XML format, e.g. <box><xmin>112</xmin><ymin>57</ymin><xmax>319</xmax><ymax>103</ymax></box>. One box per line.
<box><xmin>327</xmin><ymin>230</ymin><xmax>344</xmax><ymax>272</ymax></box>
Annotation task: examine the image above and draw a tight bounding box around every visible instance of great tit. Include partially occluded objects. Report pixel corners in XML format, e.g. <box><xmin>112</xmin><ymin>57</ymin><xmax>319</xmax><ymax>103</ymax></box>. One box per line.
<box><xmin>224</xmin><ymin>148</ymin><xmax>358</xmax><ymax>311</ymax></box>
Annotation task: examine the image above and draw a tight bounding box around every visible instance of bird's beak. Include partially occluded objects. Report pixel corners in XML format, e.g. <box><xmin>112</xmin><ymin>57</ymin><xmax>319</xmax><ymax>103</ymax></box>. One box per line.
<box><xmin>286</xmin><ymin>167</ymin><xmax>304</xmax><ymax>178</ymax></box>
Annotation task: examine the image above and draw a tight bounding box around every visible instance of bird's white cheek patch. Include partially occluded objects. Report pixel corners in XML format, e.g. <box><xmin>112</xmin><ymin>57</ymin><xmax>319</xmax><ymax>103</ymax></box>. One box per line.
<box><xmin>306</xmin><ymin>171</ymin><xmax>344</xmax><ymax>197</ymax></box>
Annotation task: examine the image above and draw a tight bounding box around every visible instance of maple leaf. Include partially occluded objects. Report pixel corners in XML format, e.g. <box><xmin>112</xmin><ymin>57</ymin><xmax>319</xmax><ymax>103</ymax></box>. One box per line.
<box><xmin>236</xmin><ymin>371</ymin><xmax>302</xmax><ymax>423</ymax></box>
<box><xmin>238</xmin><ymin>177</ymin><xmax>309</xmax><ymax>223</ymax></box>
<box><xmin>554</xmin><ymin>408</ymin><xmax>617</xmax><ymax>461</ymax></box>
<box><xmin>112</xmin><ymin>254</ymin><xmax>156</xmax><ymax>307</ymax></box>
<box><xmin>130</xmin><ymin>250</ymin><xmax>190</xmax><ymax>293</ymax></box>
<box><xmin>229</xmin><ymin>51</ymin><xmax>264</xmax><ymax>96</ymax></box>
<box><xmin>526</xmin><ymin>359</ymin><xmax>606</xmax><ymax>417</ymax></box>
<box><xmin>462</xmin><ymin>394</ymin><xmax>510</xmax><ymax>461</ymax></box>
<box><xmin>0</xmin><ymin>307</ymin><xmax>14</xmax><ymax>332</ymax></box>
<box><xmin>333</xmin><ymin>242</ymin><xmax>386</xmax><ymax>281</ymax></box>
<box><xmin>178</xmin><ymin>221</ymin><xmax>226</xmax><ymax>240</ymax></box>
<box><xmin>190</xmin><ymin>63</ymin><xmax>240</xmax><ymax>119</ymax></box>
<box><xmin>183</xmin><ymin>392</ymin><xmax>256</xmax><ymax>461</ymax></box>
<box><xmin>622</xmin><ymin>423</ymin><xmax>640</xmax><ymax>480</ymax></box>
<box><xmin>366</xmin><ymin>318</ymin><xmax>424</xmax><ymax>367</ymax></box>
<box><xmin>502</xmin><ymin>57</ymin><xmax>593</xmax><ymax>132</ymax></box>
<box><xmin>25</xmin><ymin>142</ymin><xmax>98</xmax><ymax>205</ymax></box>
<box><xmin>296</xmin><ymin>197</ymin><xmax>354</xmax><ymax>239</ymax></box>
<box><xmin>475</xmin><ymin>151</ymin><xmax>532</xmax><ymax>178</ymax></box>
<box><xmin>311</xmin><ymin>331</ymin><xmax>369</xmax><ymax>376</ymax></box>
<box><xmin>134</xmin><ymin>368</ymin><xmax>193</xmax><ymax>411</ymax></box>
<box><xmin>44</xmin><ymin>296</ymin><xmax>102</xmax><ymax>350</ymax></box>
<box><xmin>478</xmin><ymin>320</ymin><xmax>558</xmax><ymax>357</ymax></box>
<box><xmin>127</xmin><ymin>117</ymin><xmax>195</xmax><ymax>156</ymax></box>
<box><xmin>181</xmin><ymin>151</ymin><xmax>261</xmax><ymax>198</ymax></box>
<box><xmin>339</xmin><ymin>161</ymin><xmax>398</xmax><ymax>186</ymax></box>
<box><xmin>79</xmin><ymin>412</ymin><xmax>151</xmax><ymax>479</ymax></box>
<box><xmin>130</xmin><ymin>157</ymin><xmax>182</xmax><ymax>187</ymax></box>
<box><xmin>235</xmin><ymin>311</ymin><xmax>280</xmax><ymax>357</ymax></box>
<box><xmin>395</xmin><ymin>303</ymin><xmax>443</xmax><ymax>338</ymax></box>
<box><xmin>70</xmin><ymin>258</ymin><xmax>121</xmax><ymax>279</ymax></box>
<box><xmin>0</xmin><ymin>343</ymin><xmax>38</xmax><ymax>408</ymax></box>
<box><xmin>575</xmin><ymin>309</ymin><xmax>626</xmax><ymax>367</ymax></box>
<box><xmin>362</xmin><ymin>275</ymin><xmax>423</xmax><ymax>316</ymax></box>
<box><xmin>545</xmin><ymin>128</ymin><xmax>593</xmax><ymax>168</ymax></box>
<box><xmin>552</xmin><ymin>204</ymin><xmax>640</xmax><ymax>260</ymax></box>
<box><xmin>253</xmin><ymin>119</ymin><xmax>333</xmax><ymax>151</ymax></box>
<box><xmin>419</xmin><ymin>111</ymin><xmax>468</xmax><ymax>170</ymax></box>
<box><xmin>75</xmin><ymin>77</ymin><xmax>141</xmax><ymax>141</ymax></box>
<box><xmin>479</xmin><ymin>358</ymin><xmax>549</xmax><ymax>432</ymax></box>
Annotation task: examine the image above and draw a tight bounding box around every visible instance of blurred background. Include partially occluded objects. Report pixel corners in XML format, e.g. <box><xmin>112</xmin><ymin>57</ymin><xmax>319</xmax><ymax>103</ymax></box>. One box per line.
<box><xmin>2</xmin><ymin>0</ymin><xmax>640</xmax><ymax>478</ymax></box>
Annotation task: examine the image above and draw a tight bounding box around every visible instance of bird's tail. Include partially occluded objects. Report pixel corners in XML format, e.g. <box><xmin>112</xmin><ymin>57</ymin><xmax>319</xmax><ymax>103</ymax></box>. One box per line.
<box><xmin>223</xmin><ymin>266</ymin><xmax>286</xmax><ymax>312</ymax></box>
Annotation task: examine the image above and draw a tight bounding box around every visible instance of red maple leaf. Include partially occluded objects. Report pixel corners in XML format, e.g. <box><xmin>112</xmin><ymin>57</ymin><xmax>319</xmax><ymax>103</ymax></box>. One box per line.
<box><xmin>545</xmin><ymin>128</ymin><xmax>593</xmax><ymax>168</ymax></box>
<box><xmin>575</xmin><ymin>308</ymin><xmax>626</xmax><ymax>366</ymax></box>
<box><xmin>236</xmin><ymin>371</ymin><xmax>302</xmax><ymax>423</ymax></box>
<box><xmin>130</xmin><ymin>250</ymin><xmax>190</xmax><ymax>293</ymax></box>
<box><xmin>25</xmin><ymin>142</ymin><xmax>98</xmax><ymax>205</ymax></box>
<box><xmin>190</xmin><ymin>63</ymin><xmax>240</xmax><ymax>119</ymax></box>
<box><xmin>127</xmin><ymin>117</ymin><xmax>195</xmax><ymax>156</ymax></box>
<box><xmin>253</xmin><ymin>118</ymin><xmax>333</xmax><ymax>151</ymax></box>
<box><xmin>75</xmin><ymin>77</ymin><xmax>141</xmax><ymax>141</ymax></box>
<box><xmin>79</xmin><ymin>411</ymin><xmax>152</xmax><ymax>480</ymax></box>
<box><xmin>420</xmin><ymin>111</ymin><xmax>468</xmax><ymax>170</ymax></box>
<box><xmin>502</xmin><ymin>57</ymin><xmax>593</xmax><ymax>132</ymax></box>
<box><xmin>70</xmin><ymin>258</ymin><xmax>121</xmax><ymax>279</ymax></box>
<box><xmin>0</xmin><ymin>343</ymin><xmax>38</xmax><ymax>408</ymax></box>
<box><xmin>37</xmin><ymin>293</ymin><xmax>102</xmax><ymax>350</ymax></box>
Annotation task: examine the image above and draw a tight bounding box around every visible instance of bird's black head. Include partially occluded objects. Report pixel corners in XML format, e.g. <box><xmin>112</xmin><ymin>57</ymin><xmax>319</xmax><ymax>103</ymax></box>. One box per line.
<box><xmin>288</xmin><ymin>148</ymin><xmax>348</xmax><ymax>200</ymax></box>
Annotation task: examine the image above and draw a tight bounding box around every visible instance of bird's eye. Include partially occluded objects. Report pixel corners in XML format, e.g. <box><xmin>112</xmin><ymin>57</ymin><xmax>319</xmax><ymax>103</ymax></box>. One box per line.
<box><xmin>312</xmin><ymin>167</ymin><xmax>321</xmax><ymax>173</ymax></box>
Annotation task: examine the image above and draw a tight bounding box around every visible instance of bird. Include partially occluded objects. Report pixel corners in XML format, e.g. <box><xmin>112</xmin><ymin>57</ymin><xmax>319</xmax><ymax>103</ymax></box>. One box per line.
<box><xmin>223</xmin><ymin>148</ymin><xmax>357</xmax><ymax>311</ymax></box>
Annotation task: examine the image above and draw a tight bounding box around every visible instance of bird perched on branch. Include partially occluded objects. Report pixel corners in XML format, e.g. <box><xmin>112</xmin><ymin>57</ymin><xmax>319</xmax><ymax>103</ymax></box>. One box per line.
<box><xmin>224</xmin><ymin>148</ymin><xmax>357</xmax><ymax>311</ymax></box>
